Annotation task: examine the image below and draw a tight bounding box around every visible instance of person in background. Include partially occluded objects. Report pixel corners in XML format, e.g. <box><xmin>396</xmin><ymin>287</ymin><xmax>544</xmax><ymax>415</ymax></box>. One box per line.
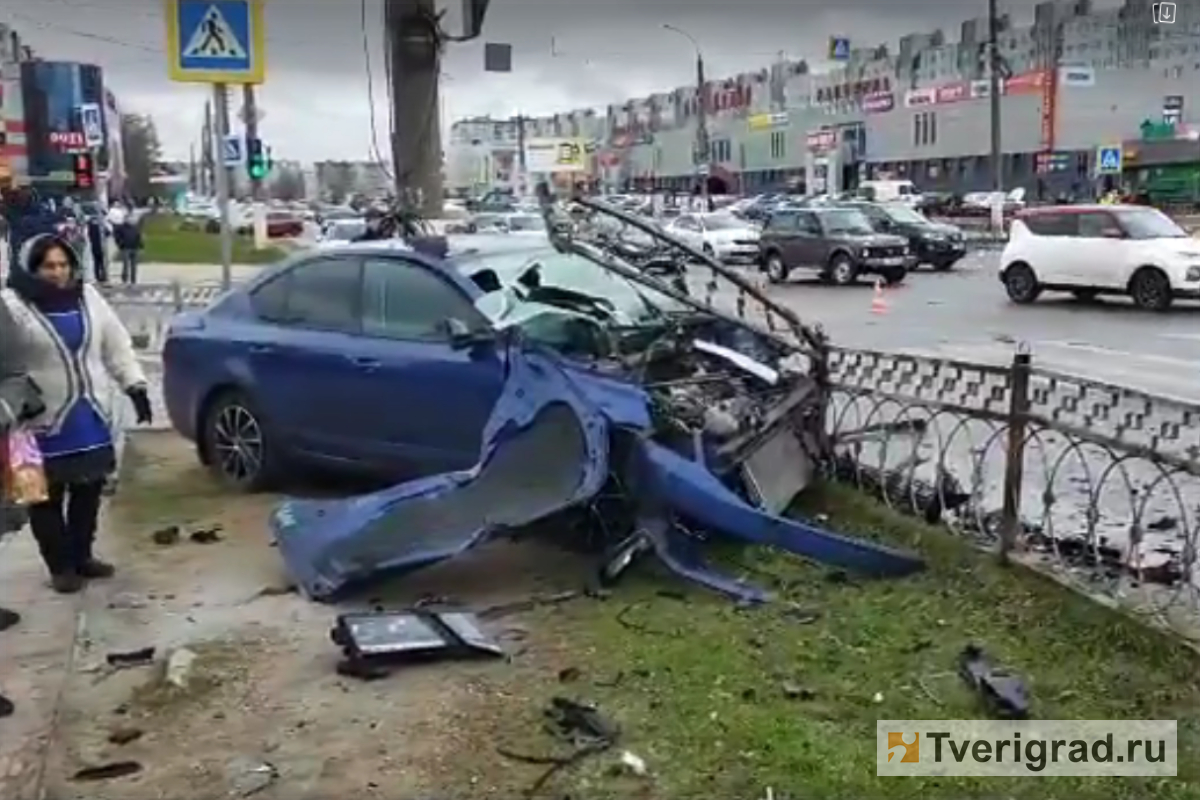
<box><xmin>1</xmin><ymin>233</ymin><xmax>150</xmax><ymax>595</ymax></box>
<box><xmin>86</xmin><ymin>206</ymin><xmax>108</xmax><ymax>284</ymax></box>
<box><xmin>1</xmin><ymin>187</ymin><xmax>64</xmax><ymax>266</ymax></box>
<box><xmin>113</xmin><ymin>214</ymin><xmax>143</xmax><ymax>285</ymax></box>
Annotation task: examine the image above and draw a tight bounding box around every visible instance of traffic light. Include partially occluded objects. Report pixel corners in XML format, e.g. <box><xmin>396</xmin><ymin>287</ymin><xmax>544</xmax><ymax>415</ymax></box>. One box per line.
<box><xmin>72</xmin><ymin>153</ymin><xmax>94</xmax><ymax>189</ymax></box>
<box><xmin>246</xmin><ymin>137</ymin><xmax>267</xmax><ymax>179</ymax></box>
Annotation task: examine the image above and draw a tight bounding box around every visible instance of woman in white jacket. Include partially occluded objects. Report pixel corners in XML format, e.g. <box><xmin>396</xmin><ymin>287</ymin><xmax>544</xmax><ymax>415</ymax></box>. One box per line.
<box><xmin>1</xmin><ymin>233</ymin><xmax>151</xmax><ymax>594</ymax></box>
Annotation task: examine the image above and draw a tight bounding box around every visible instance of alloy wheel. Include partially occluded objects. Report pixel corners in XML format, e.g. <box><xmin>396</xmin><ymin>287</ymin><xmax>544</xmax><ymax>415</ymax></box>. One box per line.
<box><xmin>212</xmin><ymin>403</ymin><xmax>264</xmax><ymax>484</ymax></box>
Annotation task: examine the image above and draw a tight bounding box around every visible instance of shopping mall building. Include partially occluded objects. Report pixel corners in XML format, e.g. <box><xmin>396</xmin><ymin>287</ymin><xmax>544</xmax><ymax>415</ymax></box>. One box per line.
<box><xmin>446</xmin><ymin>0</ymin><xmax>1200</xmax><ymax>199</ymax></box>
<box><xmin>0</xmin><ymin>23</ymin><xmax>125</xmax><ymax>199</ymax></box>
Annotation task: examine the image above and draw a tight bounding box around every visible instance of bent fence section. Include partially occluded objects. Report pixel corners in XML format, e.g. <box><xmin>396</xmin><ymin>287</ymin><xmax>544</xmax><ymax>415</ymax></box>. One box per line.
<box><xmin>824</xmin><ymin>345</ymin><xmax>1200</xmax><ymax>638</ymax></box>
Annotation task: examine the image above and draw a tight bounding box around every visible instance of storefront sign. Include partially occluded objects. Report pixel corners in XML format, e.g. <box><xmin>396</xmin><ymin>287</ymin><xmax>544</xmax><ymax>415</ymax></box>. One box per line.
<box><xmin>806</xmin><ymin>129</ymin><xmax>836</xmax><ymax>152</ymax></box>
<box><xmin>1059</xmin><ymin>65</ymin><xmax>1095</xmax><ymax>87</ymax></box>
<box><xmin>970</xmin><ymin>80</ymin><xmax>991</xmax><ymax>99</ymax></box>
<box><xmin>1163</xmin><ymin>95</ymin><xmax>1184</xmax><ymax>125</ymax></box>
<box><xmin>904</xmin><ymin>88</ymin><xmax>936</xmax><ymax>108</ymax></box>
<box><xmin>48</xmin><ymin>130</ymin><xmax>86</xmax><ymax>150</ymax></box>
<box><xmin>815</xmin><ymin>75</ymin><xmax>893</xmax><ymax>105</ymax></box>
<box><xmin>748</xmin><ymin>112</ymin><xmax>788</xmax><ymax>131</ymax></box>
<box><xmin>936</xmin><ymin>82</ymin><xmax>968</xmax><ymax>104</ymax></box>
<box><xmin>862</xmin><ymin>93</ymin><xmax>894</xmax><ymax>114</ymax></box>
<box><xmin>1004</xmin><ymin>70</ymin><xmax>1047</xmax><ymax>95</ymax></box>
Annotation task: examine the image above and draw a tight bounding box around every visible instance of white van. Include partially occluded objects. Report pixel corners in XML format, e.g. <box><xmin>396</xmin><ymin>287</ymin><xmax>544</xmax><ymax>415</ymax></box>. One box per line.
<box><xmin>858</xmin><ymin>180</ymin><xmax>921</xmax><ymax>206</ymax></box>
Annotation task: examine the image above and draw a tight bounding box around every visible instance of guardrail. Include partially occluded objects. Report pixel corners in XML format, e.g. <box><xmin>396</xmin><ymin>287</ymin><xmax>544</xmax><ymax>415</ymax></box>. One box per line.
<box><xmin>824</xmin><ymin>345</ymin><xmax>1200</xmax><ymax>638</ymax></box>
<box><xmin>102</xmin><ymin>281</ymin><xmax>229</xmax><ymax>352</ymax></box>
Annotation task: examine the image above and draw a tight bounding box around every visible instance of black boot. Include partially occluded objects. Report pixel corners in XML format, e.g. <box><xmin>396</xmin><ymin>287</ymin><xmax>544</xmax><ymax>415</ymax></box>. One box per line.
<box><xmin>0</xmin><ymin>607</ymin><xmax>19</xmax><ymax>631</ymax></box>
<box><xmin>78</xmin><ymin>559</ymin><xmax>116</xmax><ymax>579</ymax></box>
<box><xmin>0</xmin><ymin>693</ymin><xmax>13</xmax><ymax>718</ymax></box>
<box><xmin>51</xmin><ymin>573</ymin><xmax>85</xmax><ymax>594</ymax></box>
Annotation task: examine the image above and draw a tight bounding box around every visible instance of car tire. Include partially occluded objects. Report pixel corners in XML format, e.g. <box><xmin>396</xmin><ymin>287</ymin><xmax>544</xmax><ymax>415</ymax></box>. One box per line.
<box><xmin>201</xmin><ymin>390</ymin><xmax>280</xmax><ymax>492</ymax></box>
<box><xmin>1129</xmin><ymin>267</ymin><xmax>1173</xmax><ymax>311</ymax></box>
<box><xmin>765</xmin><ymin>251</ymin><xmax>788</xmax><ymax>284</ymax></box>
<box><xmin>1003</xmin><ymin>262</ymin><xmax>1041</xmax><ymax>304</ymax></box>
<box><xmin>829</xmin><ymin>253</ymin><xmax>858</xmax><ymax>286</ymax></box>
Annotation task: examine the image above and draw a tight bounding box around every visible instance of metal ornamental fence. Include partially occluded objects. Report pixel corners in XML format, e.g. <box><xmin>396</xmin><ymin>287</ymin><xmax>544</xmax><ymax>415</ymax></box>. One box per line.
<box><xmin>824</xmin><ymin>345</ymin><xmax>1200</xmax><ymax>637</ymax></box>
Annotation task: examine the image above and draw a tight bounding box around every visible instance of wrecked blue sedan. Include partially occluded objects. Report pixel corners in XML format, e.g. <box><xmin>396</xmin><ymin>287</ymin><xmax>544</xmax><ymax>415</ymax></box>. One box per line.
<box><xmin>263</xmin><ymin>200</ymin><xmax>924</xmax><ymax>602</ymax></box>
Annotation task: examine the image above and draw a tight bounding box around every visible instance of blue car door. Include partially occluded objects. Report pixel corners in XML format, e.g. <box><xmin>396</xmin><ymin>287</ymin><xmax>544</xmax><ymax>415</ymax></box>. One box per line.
<box><xmin>244</xmin><ymin>254</ymin><xmax>367</xmax><ymax>460</ymax></box>
<box><xmin>344</xmin><ymin>255</ymin><xmax>506</xmax><ymax>474</ymax></box>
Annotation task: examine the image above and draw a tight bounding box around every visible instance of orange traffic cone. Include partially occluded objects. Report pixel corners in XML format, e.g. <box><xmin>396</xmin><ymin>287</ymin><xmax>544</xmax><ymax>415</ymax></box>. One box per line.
<box><xmin>870</xmin><ymin>279</ymin><xmax>888</xmax><ymax>315</ymax></box>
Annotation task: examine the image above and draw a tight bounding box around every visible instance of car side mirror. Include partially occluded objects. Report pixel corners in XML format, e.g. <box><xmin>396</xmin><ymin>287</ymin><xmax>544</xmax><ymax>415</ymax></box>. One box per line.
<box><xmin>442</xmin><ymin>317</ymin><xmax>489</xmax><ymax>350</ymax></box>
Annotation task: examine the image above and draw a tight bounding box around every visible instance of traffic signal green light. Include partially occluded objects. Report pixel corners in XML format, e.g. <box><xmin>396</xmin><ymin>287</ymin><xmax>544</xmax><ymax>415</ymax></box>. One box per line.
<box><xmin>246</xmin><ymin>137</ymin><xmax>267</xmax><ymax>179</ymax></box>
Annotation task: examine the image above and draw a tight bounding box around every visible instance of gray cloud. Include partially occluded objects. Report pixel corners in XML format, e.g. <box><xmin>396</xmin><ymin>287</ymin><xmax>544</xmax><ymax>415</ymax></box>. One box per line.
<box><xmin>4</xmin><ymin>0</ymin><xmax>1116</xmax><ymax>162</ymax></box>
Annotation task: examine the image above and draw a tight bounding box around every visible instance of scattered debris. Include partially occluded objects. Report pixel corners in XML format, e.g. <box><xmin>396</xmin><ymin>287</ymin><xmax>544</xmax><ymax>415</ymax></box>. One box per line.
<box><xmin>165</xmin><ymin>647</ymin><xmax>197</xmax><ymax>688</ymax></box>
<box><xmin>619</xmin><ymin>750</ymin><xmax>648</xmax><ymax>776</ymax></box>
<box><xmin>781</xmin><ymin>681</ymin><xmax>815</xmax><ymax>701</ymax></box>
<box><xmin>558</xmin><ymin>666</ymin><xmax>582</xmax><ymax>683</ymax></box>
<box><xmin>959</xmin><ymin>644</ymin><xmax>1030</xmax><ymax>719</ymax></box>
<box><xmin>872</xmin><ymin>691</ymin><xmax>884</xmax><ymax>704</ymax></box>
<box><xmin>105</xmin><ymin>647</ymin><xmax>156</xmax><ymax>668</ymax></box>
<box><xmin>476</xmin><ymin>590</ymin><xmax>582</xmax><ymax>620</ymax></box>
<box><xmin>189</xmin><ymin>525</ymin><xmax>223</xmax><ymax>544</ymax></box>
<box><xmin>71</xmin><ymin>761</ymin><xmax>143</xmax><ymax>782</ymax></box>
<box><xmin>151</xmin><ymin>526</ymin><xmax>180</xmax><ymax>545</ymax></box>
<box><xmin>106</xmin><ymin>593</ymin><xmax>148</xmax><ymax>610</ymax></box>
<box><xmin>497</xmin><ymin>697</ymin><xmax>620</xmax><ymax>797</ymax></box>
<box><xmin>107</xmin><ymin>727</ymin><xmax>144</xmax><ymax>745</ymax></box>
<box><xmin>330</xmin><ymin>609</ymin><xmax>503</xmax><ymax>679</ymax></box>
<box><xmin>781</xmin><ymin>602</ymin><xmax>820</xmax><ymax>624</ymax></box>
<box><xmin>224</xmin><ymin>757</ymin><xmax>278</xmax><ymax>797</ymax></box>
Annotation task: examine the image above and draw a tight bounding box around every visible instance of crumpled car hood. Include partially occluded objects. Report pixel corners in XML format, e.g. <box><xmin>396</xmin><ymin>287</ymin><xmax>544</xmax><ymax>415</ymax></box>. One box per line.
<box><xmin>271</xmin><ymin>343</ymin><xmax>923</xmax><ymax>602</ymax></box>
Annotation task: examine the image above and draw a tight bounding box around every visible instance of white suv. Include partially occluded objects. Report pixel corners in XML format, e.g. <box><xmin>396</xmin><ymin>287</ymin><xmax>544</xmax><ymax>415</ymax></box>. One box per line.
<box><xmin>999</xmin><ymin>204</ymin><xmax>1200</xmax><ymax>311</ymax></box>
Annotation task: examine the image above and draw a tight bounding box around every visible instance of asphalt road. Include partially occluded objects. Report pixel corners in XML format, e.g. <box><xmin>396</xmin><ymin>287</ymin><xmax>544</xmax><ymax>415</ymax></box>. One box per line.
<box><xmin>757</xmin><ymin>251</ymin><xmax>1200</xmax><ymax>401</ymax></box>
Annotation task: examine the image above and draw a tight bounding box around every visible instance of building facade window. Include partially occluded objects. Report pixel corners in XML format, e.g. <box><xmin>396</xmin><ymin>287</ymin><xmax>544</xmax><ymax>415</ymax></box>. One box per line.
<box><xmin>770</xmin><ymin>130</ymin><xmax>786</xmax><ymax>160</ymax></box>
<box><xmin>913</xmin><ymin>111</ymin><xmax>938</xmax><ymax>147</ymax></box>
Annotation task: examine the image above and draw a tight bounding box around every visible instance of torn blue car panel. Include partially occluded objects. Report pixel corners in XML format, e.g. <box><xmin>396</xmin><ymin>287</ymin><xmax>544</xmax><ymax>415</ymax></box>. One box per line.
<box><xmin>271</xmin><ymin>345</ymin><xmax>924</xmax><ymax>602</ymax></box>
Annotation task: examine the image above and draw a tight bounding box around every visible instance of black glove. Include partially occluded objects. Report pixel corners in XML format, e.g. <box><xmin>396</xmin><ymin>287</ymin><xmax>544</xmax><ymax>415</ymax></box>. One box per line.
<box><xmin>127</xmin><ymin>386</ymin><xmax>152</xmax><ymax>425</ymax></box>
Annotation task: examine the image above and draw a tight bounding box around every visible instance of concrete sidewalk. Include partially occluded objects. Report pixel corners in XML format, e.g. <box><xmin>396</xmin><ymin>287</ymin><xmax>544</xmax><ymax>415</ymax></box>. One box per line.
<box><xmin>0</xmin><ymin>530</ymin><xmax>84</xmax><ymax>800</ymax></box>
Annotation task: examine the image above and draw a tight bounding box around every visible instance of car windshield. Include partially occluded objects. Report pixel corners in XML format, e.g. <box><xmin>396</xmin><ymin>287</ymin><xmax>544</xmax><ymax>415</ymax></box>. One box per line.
<box><xmin>1114</xmin><ymin>208</ymin><xmax>1188</xmax><ymax>239</ymax></box>
<box><xmin>462</xmin><ymin>247</ymin><xmax>684</xmax><ymax>328</ymax></box>
<box><xmin>701</xmin><ymin>213</ymin><xmax>743</xmax><ymax>230</ymax></box>
<box><xmin>506</xmin><ymin>215</ymin><xmax>545</xmax><ymax>231</ymax></box>
<box><xmin>882</xmin><ymin>204</ymin><xmax>928</xmax><ymax>224</ymax></box>
<box><xmin>328</xmin><ymin>220</ymin><xmax>365</xmax><ymax>240</ymax></box>
<box><xmin>820</xmin><ymin>209</ymin><xmax>875</xmax><ymax>235</ymax></box>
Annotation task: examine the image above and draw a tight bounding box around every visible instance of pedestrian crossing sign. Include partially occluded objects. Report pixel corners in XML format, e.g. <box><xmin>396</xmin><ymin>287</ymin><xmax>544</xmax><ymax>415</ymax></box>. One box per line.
<box><xmin>1096</xmin><ymin>145</ymin><xmax>1122</xmax><ymax>174</ymax></box>
<box><xmin>829</xmin><ymin>36</ymin><xmax>850</xmax><ymax>61</ymax></box>
<box><xmin>165</xmin><ymin>0</ymin><xmax>265</xmax><ymax>84</ymax></box>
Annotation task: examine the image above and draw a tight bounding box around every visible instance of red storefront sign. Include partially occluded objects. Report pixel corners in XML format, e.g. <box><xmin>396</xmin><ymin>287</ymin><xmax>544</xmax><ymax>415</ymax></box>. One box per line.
<box><xmin>1004</xmin><ymin>70</ymin><xmax>1047</xmax><ymax>95</ymax></box>
<box><xmin>935</xmin><ymin>82</ymin><xmax>969</xmax><ymax>104</ymax></box>
<box><xmin>862</xmin><ymin>93</ymin><xmax>894</xmax><ymax>114</ymax></box>
<box><xmin>49</xmin><ymin>130</ymin><xmax>86</xmax><ymax>149</ymax></box>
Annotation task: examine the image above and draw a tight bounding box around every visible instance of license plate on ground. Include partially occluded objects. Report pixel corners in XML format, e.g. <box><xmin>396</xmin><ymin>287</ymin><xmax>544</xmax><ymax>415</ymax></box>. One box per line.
<box><xmin>741</xmin><ymin>428</ymin><xmax>813</xmax><ymax>515</ymax></box>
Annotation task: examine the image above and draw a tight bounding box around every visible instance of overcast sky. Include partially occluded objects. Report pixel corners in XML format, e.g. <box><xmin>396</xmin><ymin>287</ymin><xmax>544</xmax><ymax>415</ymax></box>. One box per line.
<box><xmin>3</xmin><ymin>0</ymin><xmax>1119</xmax><ymax>163</ymax></box>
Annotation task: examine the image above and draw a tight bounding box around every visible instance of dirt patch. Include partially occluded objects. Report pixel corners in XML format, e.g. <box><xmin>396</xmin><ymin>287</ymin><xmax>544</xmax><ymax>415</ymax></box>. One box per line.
<box><xmin>41</xmin><ymin>432</ymin><xmax>607</xmax><ymax>800</ymax></box>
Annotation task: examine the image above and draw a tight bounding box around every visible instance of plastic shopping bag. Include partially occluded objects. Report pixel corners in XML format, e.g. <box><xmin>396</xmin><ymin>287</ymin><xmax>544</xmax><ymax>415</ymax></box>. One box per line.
<box><xmin>2</xmin><ymin>428</ymin><xmax>49</xmax><ymax>506</ymax></box>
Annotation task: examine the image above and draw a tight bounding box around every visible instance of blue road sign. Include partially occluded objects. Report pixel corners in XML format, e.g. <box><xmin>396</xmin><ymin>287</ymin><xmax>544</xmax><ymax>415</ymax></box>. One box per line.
<box><xmin>166</xmin><ymin>0</ymin><xmax>265</xmax><ymax>84</ymax></box>
<box><xmin>1096</xmin><ymin>145</ymin><xmax>1122</xmax><ymax>174</ymax></box>
<box><xmin>829</xmin><ymin>36</ymin><xmax>850</xmax><ymax>61</ymax></box>
<box><xmin>222</xmin><ymin>134</ymin><xmax>243</xmax><ymax>164</ymax></box>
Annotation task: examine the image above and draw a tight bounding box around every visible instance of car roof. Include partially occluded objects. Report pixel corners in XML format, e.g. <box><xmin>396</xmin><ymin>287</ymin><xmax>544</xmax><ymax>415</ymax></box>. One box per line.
<box><xmin>1016</xmin><ymin>204</ymin><xmax>1140</xmax><ymax>217</ymax></box>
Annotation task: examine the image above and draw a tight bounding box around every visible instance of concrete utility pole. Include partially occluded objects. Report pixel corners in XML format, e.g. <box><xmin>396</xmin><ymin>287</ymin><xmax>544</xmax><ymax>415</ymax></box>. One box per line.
<box><xmin>987</xmin><ymin>0</ymin><xmax>1002</xmax><ymax>193</ymax></box>
<box><xmin>384</xmin><ymin>0</ymin><xmax>443</xmax><ymax>217</ymax></box>
<box><xmin>212</xmin><ymin>84</ymin><xmax>233</xmax><ymax>289</ymax></box>
<box><xmin>664</xmin><ymin>24</ymin><xmax>709</xmax><ymax>210</ymax></box>
<box><xmin>515</xmin><ymin>113</ymin><xmax>527</xmax><ymax>197</ymax></box>
<box><xmin>242</xmin><ymin>83</ymin><xmax>263</xmax><ymax>201</ymax></box>
<box><xmin>201</xmin><ymin>99</ymin><xmax>213</xmax><ymax>196</ymax></box>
